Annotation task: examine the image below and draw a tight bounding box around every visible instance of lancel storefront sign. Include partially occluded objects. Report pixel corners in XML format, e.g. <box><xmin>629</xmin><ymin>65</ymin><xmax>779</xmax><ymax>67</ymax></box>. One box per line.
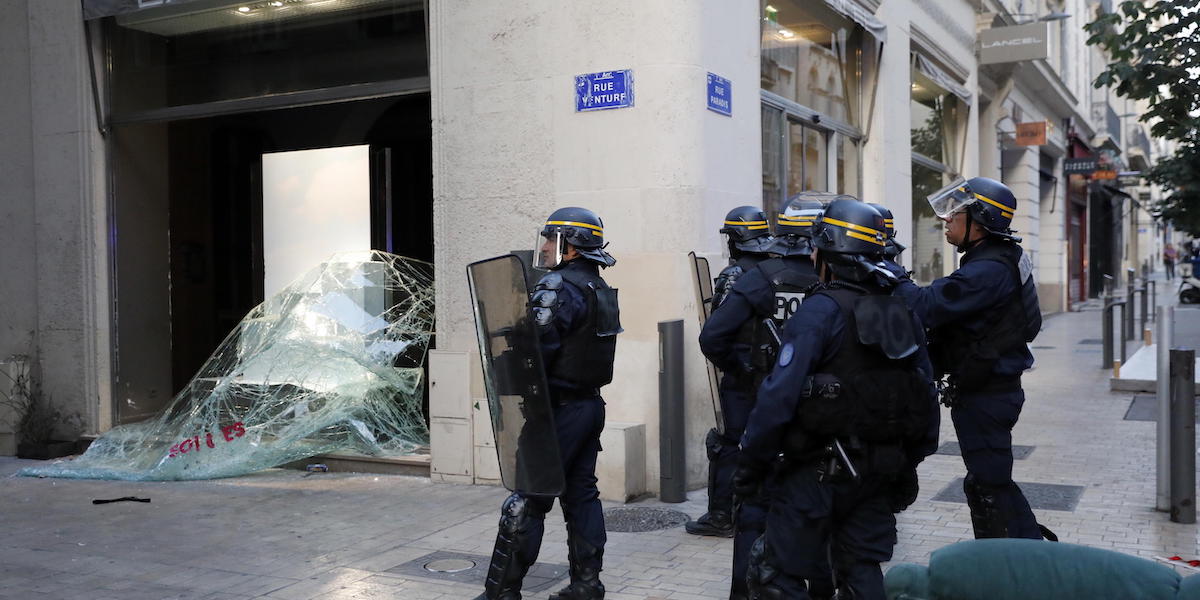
<box><xmin>980</xmin><ymin>22</ymin><xmax>1050</xmax><ymax>65</ymax></box>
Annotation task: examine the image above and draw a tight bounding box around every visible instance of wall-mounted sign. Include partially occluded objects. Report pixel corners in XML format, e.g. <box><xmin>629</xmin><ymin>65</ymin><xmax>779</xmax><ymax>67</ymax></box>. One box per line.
<box><xmin>1118</xmin><ymin>171</ymin><xmax>1142</xmax><ymax>187</ymax></box>
<box><xmin>707</xmin><ymin>73</ymin><xmax>732</xmax><ymax>116</ymax></box>
<box><xmin>980</xmin><ymin>22</ymin><xmax>1050</xmax><ymax>65</ymax></box>
<box><xmin>1140</xmin><ymin>191</ymin><xmax>1152</xmax><ymax>202</ymax></box>
<box><xmin>1093</xmin><ymin>169</ymin><xmax>1118</xmax><ymax>180</ymax></box>
<box><xmin>1064</xmin><ymin>157</ymin><xmax>1097</xmax><ymax>175</ymax></box>
<box><xmin>1016</xmin><ymin>121</ymin><xmax>1047</xmax><ymax>146</ymax></box>
<box><xmin>576</xmin><ymin>70</ymin><xmax>634</xmax><ymax>112</ymax></box>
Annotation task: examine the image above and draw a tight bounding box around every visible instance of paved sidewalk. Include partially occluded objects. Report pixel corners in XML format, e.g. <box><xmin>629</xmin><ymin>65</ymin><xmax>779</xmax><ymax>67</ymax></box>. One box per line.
<box><xmin>2</xmin><ymin>295</ymin><xmax>1199</xmax><ymax>599</ymax></box>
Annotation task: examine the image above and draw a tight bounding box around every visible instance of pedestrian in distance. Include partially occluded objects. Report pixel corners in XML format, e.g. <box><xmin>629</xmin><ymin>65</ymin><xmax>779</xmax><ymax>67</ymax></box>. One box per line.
<box><xmin>882</xmin><ymin>177</ymin><xmax>1057</xmax><ymax>542</ymax></box>
<box><xmin>737</xmin><ymin>199</ymin><xmax>939</xmax><ymax>599</ymax></box>
<box><xmin>698</xmin><ymin>194</ymin><xmax>829</xmax><ymax>599</ymax></box>
<box><xmin>686</xmin><ymin>206</ymin><xmax>776</xmax><ymax>540</ymax></box>
<box><xmin>477</xmin><ymin>207</ymin><xmax>621</xmax><ymax>600</ymax></box>
<box><xmin>1164</xmin><ymin>242</ymin><xmax>1177</xmax><ymax>280</ymax></box>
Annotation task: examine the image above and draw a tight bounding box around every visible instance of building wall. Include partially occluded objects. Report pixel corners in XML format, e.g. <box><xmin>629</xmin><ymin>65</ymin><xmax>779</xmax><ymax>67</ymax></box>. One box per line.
<box><xmin>0</xmin><ymin>0</ymin><xmax>110</xmax><ymax>436</ymax></box>
<box><xmin>429</xmin><ymin>0</ymin><xmax>761</xmax><ymax>492</ymax></box>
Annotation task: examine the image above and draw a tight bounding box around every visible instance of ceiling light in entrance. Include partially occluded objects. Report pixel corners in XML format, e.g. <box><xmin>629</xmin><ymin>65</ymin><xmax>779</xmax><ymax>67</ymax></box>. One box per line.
<box><xmin>116</xmin><ymin>0</ymin><xmax>419</xmax><ymax>37</ymax></box>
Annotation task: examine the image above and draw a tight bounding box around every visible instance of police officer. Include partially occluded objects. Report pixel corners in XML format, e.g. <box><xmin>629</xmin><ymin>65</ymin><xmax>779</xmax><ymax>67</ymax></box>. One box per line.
<box><xmin>737</xmin><ymin>199</ymin><xmax>939</xmax><ymax>599</ymax></box>
<box><xmin>687</xmin><ymin>206</ymin><xmax>775</xmax><ymax>539</ymax></box>
<box><xmin>866</xmin><ymin>203</ymin><xmax>906</xmax><ymax>261</ymax></box>
<box><xmin>883</xmin><ymin>177</ymin><xmax>1051</xmax><ymax>541</ymax></box>
<box><xmin>698</xmin><ymin>194</ymin><xmax>825</xmax><ymax>599</ymax></box>
<box><xmin>478</xmin><ymin>207</ymin><xmax>621</xmax><ymax>600</ymax></box>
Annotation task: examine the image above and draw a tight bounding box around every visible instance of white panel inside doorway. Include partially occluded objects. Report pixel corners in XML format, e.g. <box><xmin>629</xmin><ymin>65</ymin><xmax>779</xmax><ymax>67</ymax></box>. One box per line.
<box><xmin>262</xmin><ymin>145</ymin><xmax>371</xmax><ymax>299</ymax></box>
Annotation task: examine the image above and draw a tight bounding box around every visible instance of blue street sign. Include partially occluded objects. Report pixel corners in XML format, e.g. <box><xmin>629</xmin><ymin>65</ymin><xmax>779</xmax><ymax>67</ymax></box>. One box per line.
<box><xmin>707</xmin><ymin>73</ymin><xmax>731</xmax><ymax>116</ymax></box>
<box><xmin>575</xmin><ymin>70</ymin><xmax>634</xmax><ymax>112</ymax></box>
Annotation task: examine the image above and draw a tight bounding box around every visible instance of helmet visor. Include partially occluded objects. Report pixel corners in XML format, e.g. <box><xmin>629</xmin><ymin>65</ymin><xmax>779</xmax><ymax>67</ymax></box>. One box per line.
<box><xmin>926</xmin><ymin>178</ymin><xmax>978</xmax><ymax>219</ymax></box>
<box><xmin>534</xmin><ymin>230</ymin><xmax>566</xmax><ymax>270</ymax></box>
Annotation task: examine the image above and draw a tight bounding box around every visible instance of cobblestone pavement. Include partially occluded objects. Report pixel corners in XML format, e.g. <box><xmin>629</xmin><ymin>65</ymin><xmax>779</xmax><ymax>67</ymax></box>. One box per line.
<box><xmin>2</xmin><ymin>286</ymin><xmax>1199</xmax><ymax>599</ymax></box>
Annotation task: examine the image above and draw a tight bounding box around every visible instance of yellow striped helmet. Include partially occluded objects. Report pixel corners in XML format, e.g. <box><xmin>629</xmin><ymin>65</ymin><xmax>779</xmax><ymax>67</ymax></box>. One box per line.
<box><xmin>720</xmin><ymin>206</ymin><xmax>773</xmax><ymax>253</ymax></box>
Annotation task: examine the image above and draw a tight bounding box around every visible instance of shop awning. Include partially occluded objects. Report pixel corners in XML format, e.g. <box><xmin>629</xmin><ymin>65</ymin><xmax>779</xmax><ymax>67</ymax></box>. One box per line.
<box><xmin>824</xmin><ymin>0</ymin><xmax>886</xmax><ymax>42</ymax></box>
<box><xmin>915</xmin><ymin>54</ymin><xmax>972</xmax><ymax>105</ymax></box>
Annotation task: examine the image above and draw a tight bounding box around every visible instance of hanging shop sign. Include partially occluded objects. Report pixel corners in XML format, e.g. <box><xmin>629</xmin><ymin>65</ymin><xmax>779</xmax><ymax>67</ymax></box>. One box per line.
<box><xmin>1016</xmin><ymin>121</ymin><xmax>1047</xmax><ymax>146</ymax></box>
<box><xmin>576</xmin><ymin>70</ymin><xmax>634</xmax><ymax>112</ymax></box>
<box><xmin>1118</xmin><ymin>171</ymin><xmax>1142</xmax><ymax>188</ymax></box>
<box><xmin>707</xmin><ymin>73</ymin><xmax>732</xmax><ymax>117</ymax></box>
<box><xmin>1063</xmin><ymin>157</ymin><xmax>1098</xmax><ymax>175</ymax></box>
<box><xmin>1092</xmin><ymin>169</ymin><xmax>1118</xmax><ymax>180</ymax></box>
<box><xmin>980</xmin><ymin>22</ymin><xmax>1050</xmax><ymax>65</ymax></box>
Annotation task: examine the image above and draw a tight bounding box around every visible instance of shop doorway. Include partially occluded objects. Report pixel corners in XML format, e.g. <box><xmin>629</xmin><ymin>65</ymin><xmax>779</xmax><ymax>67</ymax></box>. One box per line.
<box><xmin>111</xmin><ymin>94</ymin><xmax>432</xmax><ymax>424</ymax></box>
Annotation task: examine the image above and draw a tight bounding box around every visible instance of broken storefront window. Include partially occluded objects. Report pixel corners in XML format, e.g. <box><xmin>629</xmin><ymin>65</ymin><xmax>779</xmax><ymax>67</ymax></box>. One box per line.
<box><xmin>23</xmin><ymin>251</ymin><xmax>434</xmax><ymax>480</ymax></box>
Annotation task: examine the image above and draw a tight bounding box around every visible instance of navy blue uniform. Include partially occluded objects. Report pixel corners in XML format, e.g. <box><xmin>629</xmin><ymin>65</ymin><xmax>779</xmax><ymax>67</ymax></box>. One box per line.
<box><xmin>890</xmin><ymin>241</ymin><xmax>1042</xmax><ymax>540</ymax></box>
<box><xmin>701</xmin><ymin>256</ymin><xmax>817</xmax><ymax>599</ymax></box>
<box><xmin>698</xmin><ymin>255</ymin><xmax>766</xmax><ymax>523</ymax></box>
<box><xmin>520</xmin><ymin>260</ymin><xmax>608</xmax><ymax>571</ymax></box>
<box><xmin>741</xmin><ymin>289</ymin><xmax>938</xmax><ymax>599</ymax></box>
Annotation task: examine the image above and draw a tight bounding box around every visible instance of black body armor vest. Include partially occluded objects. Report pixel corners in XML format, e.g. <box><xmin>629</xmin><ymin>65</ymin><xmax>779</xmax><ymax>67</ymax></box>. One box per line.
<box><xmin>550</xmin><ymin>264</ymin><xmax>622</xmax><ymax>389</ymax></box>
<box><xmin>749</xmin><ymin>257</ymin><xmax>820</xmax><ymax>374</ymax></box>
<box><xmin>928</xmin><ymin>239</ymin><xmax>1041</xmax><ymax>391</ymax></box>
<box><xmin>785</xmin><ymin>285</ymin><xmax>933</xmax><ymax>463</ymax></box>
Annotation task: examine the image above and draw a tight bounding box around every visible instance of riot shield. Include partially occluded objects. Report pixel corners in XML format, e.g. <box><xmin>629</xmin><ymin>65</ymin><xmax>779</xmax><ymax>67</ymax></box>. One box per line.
<box><xmin>689</xmin><ymin>251</ymin><xmax>725</xmax><ymax>434</ymax></box>
<box><xmin>467</xmin><ymin>255</ymin><xmax>564</xmax><ymax>496</ymax></box>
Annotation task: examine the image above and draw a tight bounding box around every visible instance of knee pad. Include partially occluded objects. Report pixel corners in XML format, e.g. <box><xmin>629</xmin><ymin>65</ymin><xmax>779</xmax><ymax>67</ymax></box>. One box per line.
<box><xmin>499</xmin><ymin>493</ymin><xmax>545</xmax><ymax>535</ymax></box>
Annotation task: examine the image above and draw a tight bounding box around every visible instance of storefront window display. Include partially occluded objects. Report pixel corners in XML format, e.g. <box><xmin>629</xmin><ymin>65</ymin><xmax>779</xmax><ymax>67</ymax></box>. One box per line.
<box><xmin>909</xmin><ymin>54</ymin><xmax>968</xmax><ymax>283</ymax></box>
<box><xmin>760</xmin><ymin>0</ymin><xmax>880</xmax><ymax>213</ymax></box>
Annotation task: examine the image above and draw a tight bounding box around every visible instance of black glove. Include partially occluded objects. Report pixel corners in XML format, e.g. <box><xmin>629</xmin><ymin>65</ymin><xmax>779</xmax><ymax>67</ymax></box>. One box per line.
<box><xmin>889</xmin><ymin>468</ymin><xmax>919</xmax><ymax>513</ymax></box>
<box><xmin>732</xmin><ymin>461</ymin><xmax>767</xmax><ymax>499</ymax></box>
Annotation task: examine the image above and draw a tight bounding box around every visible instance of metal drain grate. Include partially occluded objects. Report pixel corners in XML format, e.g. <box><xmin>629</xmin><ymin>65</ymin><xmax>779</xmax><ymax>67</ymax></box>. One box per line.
<box><xmin>1124</xmin><ymin>395</ymin><xmax>1200</xmax><ymax>422</ymax></box>
<box><xmin>603</xmin><ymin>507</ymin><xmax>689</xmax><ymax>532</ymax></box>
<box><xmin>936</xmin><ymin>441</ymin><xmax>1034</xmax><ymax>459</ymax></box>
<box><xmin>388</xmin><ymin>551</ymin><xmax>566</xmax><ymax>591</ymax></box>
<box><xmin>931</xmin><ymin>478</ymin><xmax>1084</xmax><ymax>511</ymax></box>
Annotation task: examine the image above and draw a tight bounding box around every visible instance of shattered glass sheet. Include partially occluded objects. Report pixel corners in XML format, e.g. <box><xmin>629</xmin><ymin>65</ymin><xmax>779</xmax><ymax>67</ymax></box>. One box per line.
<box><xmin>22</xmin><ymin>251</ymin><xmax>434</xmax><ymax>481</ymax></box>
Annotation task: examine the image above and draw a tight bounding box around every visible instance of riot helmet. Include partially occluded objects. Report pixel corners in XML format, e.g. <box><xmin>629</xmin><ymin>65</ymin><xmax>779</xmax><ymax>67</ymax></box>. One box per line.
<box><xmin>770</xmin><ymin>191</ymin><xmax>851</xmax><ymax>256</ymax></box>
<box><xmin>720</xmin><ymin>206</ymin><xmax>774</xmax><ymax>255</ymax></box>
<box><xmin>866</xmin><ymin>203</ymin><xmax>906</xmax><ymax>259</ymax></box>
<box><xmin>926</xmin><ymin>177</ymin><xmax>1020</xmax><ymax>248</ymax></box>
<box><xmin>811</xmin><ymin>199</ymin><xmax>891</xmax><ymax>283</ymax></box>
<box><xmin>534</xmin><ymin>207</ymin><xmax>617</xmax><ymax>270</ymax></box>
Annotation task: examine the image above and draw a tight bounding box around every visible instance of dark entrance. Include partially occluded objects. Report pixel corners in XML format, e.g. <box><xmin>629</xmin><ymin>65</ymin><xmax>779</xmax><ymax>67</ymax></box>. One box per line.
<box><xmin>111</xmin><ymin>94</ymin><xmax>432</xmax><ymax>424</ymax></box>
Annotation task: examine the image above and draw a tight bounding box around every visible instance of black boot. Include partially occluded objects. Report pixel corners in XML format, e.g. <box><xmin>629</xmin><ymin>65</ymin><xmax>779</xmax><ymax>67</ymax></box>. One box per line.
<box><xmin>685</xmin><ymin>510</ymin><xmax>735</xmax><ymax>537</ymax></box>
<box><xmin>549</xmin><ymin>526</ymin><xmax>604</xmax><ymax>599</ymax></box>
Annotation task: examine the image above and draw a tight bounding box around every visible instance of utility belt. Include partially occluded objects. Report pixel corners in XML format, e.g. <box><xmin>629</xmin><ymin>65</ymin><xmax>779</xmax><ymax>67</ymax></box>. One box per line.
<box><xmin>938</xmin><ymin>374</ymin><xmax>1021</xmax><ymax>408</ymax></box>
<box><xmin>782</xmin><ymin>436</ymin><xmax>906</xmax><ymax>483</ymax></box>
<box><xmin>550</xmin><ymin>386</ymin><xmax>601</xmax><ymax>406</ymax></box>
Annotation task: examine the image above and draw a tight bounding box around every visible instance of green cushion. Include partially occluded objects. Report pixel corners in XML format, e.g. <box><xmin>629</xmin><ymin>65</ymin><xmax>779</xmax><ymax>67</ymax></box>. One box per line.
<box><xmin>885</xmin><ymin>563</ymin><xmax>932</xmax><ymax>600</ymax></box>
<box><xmin>1178</xmin><ymin>573</ymin><xmax>1200</xmax><ymax>600</ymax></box>
<box><xmin>927</xmin><ymin>539</ymin><xmax>1182</xmax><ymax>600</ymax></box>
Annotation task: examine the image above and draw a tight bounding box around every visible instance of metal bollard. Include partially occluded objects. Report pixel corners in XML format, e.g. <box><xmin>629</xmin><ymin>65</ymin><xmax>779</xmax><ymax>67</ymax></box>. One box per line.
<box><xmin>1140</xmin><ymin>281</ymin><xmax>1149</xmax><ymax>333</ymax></box>
<box><xmin>658</xmin><ymin>319</ymin><xmax>686</xmax><ymax>503</ymax></box>
<box><xmin>1169</xmin><ymin>347</ymin><xmax>1195</xmax><ymax>524</ymax></box>
<box><xmin>1120</xmin><ymin>302</ymin><xmax>1128</xmax><ymax>364</ymax></box>
<box><xmin>1151</xmin><ymin>280</ymin><xmax>1157</xmax><ymax>315</ymax></box>
<box><xmin>1126</xmin><ymin>269</ymin><xmax>1137</xmax><ymax>340</ymax></box>
<box><xmin>1102</xmin><ymin>295</ymin><xmax>1115</xmax><ymax>368</ymax></box>
<box><xmin>1157</xmin><ymin>306</ymin><xmax>1174</xmax><ymax>511</ymax></box>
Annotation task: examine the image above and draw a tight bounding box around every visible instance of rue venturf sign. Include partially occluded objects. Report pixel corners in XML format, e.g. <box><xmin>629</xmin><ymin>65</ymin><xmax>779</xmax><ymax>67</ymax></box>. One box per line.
<box><xmin>575</xmin><ymin>70</ymin><xmax>634</xmax><ymax>112</ymax></box>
